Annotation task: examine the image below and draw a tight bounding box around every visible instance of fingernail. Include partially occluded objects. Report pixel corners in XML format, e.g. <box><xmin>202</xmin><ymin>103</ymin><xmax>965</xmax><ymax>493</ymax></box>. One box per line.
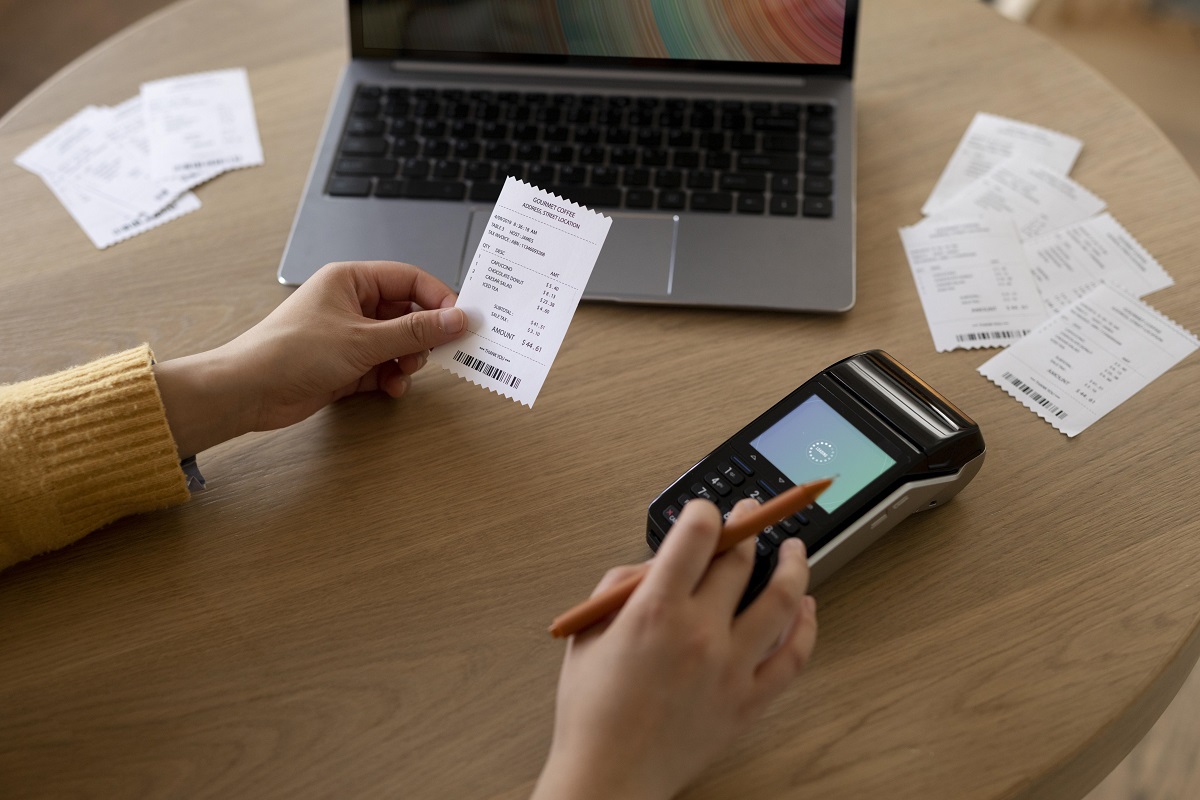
<box><xmin>803</xmin><ymin>596</ymin><xmax>817</xmax><ymax>615</ymax></box>
<box><xmin>782</xmin><ymin>538</ymin><xmax>808</xmax><ymax>558</ymax></box>
<box><xmin>439</xmin><ymin>307</ymin><xmax>464</xmax><ymax>334</ymax></box>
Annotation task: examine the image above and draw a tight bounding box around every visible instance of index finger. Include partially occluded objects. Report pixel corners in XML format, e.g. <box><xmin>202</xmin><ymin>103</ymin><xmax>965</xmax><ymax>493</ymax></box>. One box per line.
<box><xmin>640</xmin><ymin>499</ymin><xmax>723</xmax><ymax>598</ymax></box>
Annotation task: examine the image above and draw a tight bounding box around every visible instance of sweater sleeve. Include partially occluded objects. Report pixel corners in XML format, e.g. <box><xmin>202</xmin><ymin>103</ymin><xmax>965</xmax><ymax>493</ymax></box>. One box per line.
<box><xmin>0</xmin><ymin>345</ymin><xmax>190</xmax><ymax>571</ymax></box>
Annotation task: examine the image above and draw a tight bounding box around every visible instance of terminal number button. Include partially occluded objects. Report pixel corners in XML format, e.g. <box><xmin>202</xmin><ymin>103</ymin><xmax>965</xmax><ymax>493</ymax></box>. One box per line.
<box><xmin>704</xmin><ymin>472</ymin><xmax>733</xmax><ymax>496</ymax></box>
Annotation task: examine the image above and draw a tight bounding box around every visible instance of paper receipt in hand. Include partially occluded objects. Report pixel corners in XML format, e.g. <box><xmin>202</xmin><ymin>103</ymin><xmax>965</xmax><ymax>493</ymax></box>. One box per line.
<box><xmin>430</xmin><ymin>177</ymin><xmax>612</xmax><ymax>407</ymax></box>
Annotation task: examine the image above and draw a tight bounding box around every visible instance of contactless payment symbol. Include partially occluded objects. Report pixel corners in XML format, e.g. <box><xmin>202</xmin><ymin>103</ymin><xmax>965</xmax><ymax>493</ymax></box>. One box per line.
<box><xmin>808</xmin><ymin>440</ymin><xmax>836</xmax><ymax>464</ymax></box>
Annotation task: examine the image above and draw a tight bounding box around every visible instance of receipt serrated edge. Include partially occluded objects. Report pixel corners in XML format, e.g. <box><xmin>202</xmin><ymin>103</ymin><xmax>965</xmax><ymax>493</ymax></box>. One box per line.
<box><xmin>508</xmin><ymin>177</ymin><xmax>612</xmax><ymax>224</ymax></box>
<box><xmin>977</xmin><ymin>362</ymin><xmax>1076</xmax><ymax>437</ymax></box>
<box><xmin>440</xmin><ymin>358</ymin><xmax>534</xmax><ymax>408</ymax></box>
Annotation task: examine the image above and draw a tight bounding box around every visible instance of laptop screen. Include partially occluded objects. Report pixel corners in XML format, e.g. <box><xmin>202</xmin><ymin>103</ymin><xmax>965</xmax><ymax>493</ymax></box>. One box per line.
<box><xmin>349</xmin><ymin>0</ymin><xmax>857</xmax><ymax>76</ymax></box>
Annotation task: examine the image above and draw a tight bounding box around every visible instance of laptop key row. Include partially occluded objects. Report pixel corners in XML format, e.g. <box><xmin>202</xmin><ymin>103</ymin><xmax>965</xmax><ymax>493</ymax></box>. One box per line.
<box><xmin>326</xmin><ymin>84</ymin><xmax>836</xmax><ymax>217</ymax></box>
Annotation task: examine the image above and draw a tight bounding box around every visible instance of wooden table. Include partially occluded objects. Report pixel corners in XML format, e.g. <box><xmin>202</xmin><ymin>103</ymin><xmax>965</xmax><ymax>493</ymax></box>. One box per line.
<box><xmin>3</xmin><ymin>1</ymin><xmax>1200</xmax><ymax>797</ymax></box>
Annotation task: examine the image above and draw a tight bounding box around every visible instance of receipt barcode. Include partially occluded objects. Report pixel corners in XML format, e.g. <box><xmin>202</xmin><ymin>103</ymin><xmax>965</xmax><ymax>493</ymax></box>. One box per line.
<box><xmin>956</xmin><ymin>330</ymin><xmax>1028</xmax><ymax>344</ymax></box>
<box><xmin>1001</xmin><ymin>372</ymin><xmax>1067</xmax><ymax>419</ymax></box>
<box><xmin>453</xmin><ymin>350</ymin><xmax>522</xmax><ymax>390</ymax></box>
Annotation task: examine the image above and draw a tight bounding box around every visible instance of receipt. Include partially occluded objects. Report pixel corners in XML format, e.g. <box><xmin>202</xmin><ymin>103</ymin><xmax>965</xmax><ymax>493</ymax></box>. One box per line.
<box><xmin>941</xmin><ymin>158</ymin><xmax>1106</xmax><ymax>241</ymax></box>
<box><xmin>16</xmin><ymin>106</ymin><xmax>201</xmax><ymax>249</ymax></box>
<box><xmin>979</xmin><ymin>284</ymin><xmax>1198</xmax><ymax>436</ymax></box>
<box><xmin>16</xmin><ymin>106</ymin><xmax>179</xmax><ymax>218</ymax></box>
<box><xmin>1024</xmin><ymin>212</ymin><xmax>1173</xmax><ymax>312</ymax></box>
<box><xmin>141</xmin><ymin>68</ymin><xmax>264</xmax><ymax>180</ymax></box>
<box><xmin>923</xmin><ymin>112</ymin><xmax>1083</xmax><ymax>216</ymax></box>
<box><xmin>430</xmin><ymin>177</ymin><xmax>612</xmax><ymax>406</ymax></box>
<box><xmin>900</xmin><ymin>215</ymin><xmax>1048</xmax><ymax>351</ymax></box>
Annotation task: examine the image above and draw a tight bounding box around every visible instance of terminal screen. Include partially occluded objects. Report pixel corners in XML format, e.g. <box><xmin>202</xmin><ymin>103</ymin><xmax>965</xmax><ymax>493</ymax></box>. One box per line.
<box><xmin>750</xmin><ymin>395</ymin><xmax>896</xmax><ymax>513</ymax></box>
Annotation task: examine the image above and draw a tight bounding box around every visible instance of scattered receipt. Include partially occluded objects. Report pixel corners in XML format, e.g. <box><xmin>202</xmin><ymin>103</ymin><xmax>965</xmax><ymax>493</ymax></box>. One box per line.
<box><xmin>923</xmin><ymin>112</ymin><xmax>1083</xmax><ymax>216</ymax></box>
<box><xmin>141</xmin><ymin>68</ymin><xmax>264</xmax><ymax>180</ymax></box>
<box><xmin>430</xmin><ymin>177</ymin><xmax>612</xmax><ymax>407</ymax></box>
<box><xmin>979</xmin><ymin>284</ymin><xmax>1198</xmax><ymax>436</ymax></box>
<box><xmin>899</xmin><ymin>215</ymin><xmax>1048</xmax><ymax>351</ymax></box>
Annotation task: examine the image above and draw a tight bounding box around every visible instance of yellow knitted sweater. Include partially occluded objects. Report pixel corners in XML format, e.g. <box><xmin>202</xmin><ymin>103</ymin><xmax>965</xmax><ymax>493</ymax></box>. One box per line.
<box><xmin>0</xmin><ymin>346</ymin><xmax>190</xmax><ymax>571</ymax></box>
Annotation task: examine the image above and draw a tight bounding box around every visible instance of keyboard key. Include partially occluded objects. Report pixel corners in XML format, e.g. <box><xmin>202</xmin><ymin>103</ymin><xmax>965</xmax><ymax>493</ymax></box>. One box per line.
<box><xmin>658</xmin><ymin>190</ymin><xmax>686</xmax><ymax>210</ymax></box>
<box><xmin>763</xmin><ymin>134</ymin><xmax>801</xmax><ymax>152</ymax></box>
<box><xmin>687</xmin><ymin>169</ymin><xmax>714</xmax><ymax>190</ymax></box>
<box><xmin>465</xmin><ymin>161</ymin><xmax>493</xmax><ymax>180</ymax></box>
<box><xmin>770</xmin><ymin>195</ymin><xmax>799</xmax><ymax>216</ymax></box>
<box><xmin>622</xmin><ymin>167</ymin><xmax>650</xmax><ymax>187</ymax></box>
<box><xmin>737</xmin><ymin>193</ymin><xmax>766</xmax><ymax>214</ymax></box>
<box><xmin>772</xmin><ymin>173</ymin><xmax>799</xmax><ymax>194</ymax></box>
<box><xmin>484</xmin><ymin>141</ymin><xmax>512</xmax><ymax>160</ymax></box>
<box><xmin>731</xmin><ymin>133</ymin><xmax>758</xmax><ymax>151</ymax></box>
<box><xmin>803</xmin><ymin>176</ymin><xmax>833</xmax><ymax>196</ymax></box>
<box><xmin>560</xmin><ymin>165</ymin><xmax>587</xmax><ymax>185</ymax></box>
<box><xmin>806</xmin><ymin>137</ymin><xmax>834</xmax><ymax>156</ymax></box>
<box><xmin>422</xmin><ymin>140</ymin><xmax>450</xmax><ymax>158</ymax></box>
<box><xmin>625</xmin><ymin>188</ymin><xmax>655</xmax><ymax>209</ymax></box>
<box><xmin>557</xmin><ymin>185</ymin><xmax>622</xmax><ymax>208</ymax></box>
<box><xmin>591</xmin><ymin>166</ymin><xmax>619</xmax><ymax>186</ymax></box>
<box><xmin>346</xmin><ymin>118</ymin><xmax>384</xmax><ymax>136</ymax></box>
<box><xmin>398</xmin><ymin>180</ymin><xmax>467</xmax><ymax>200</ymax></box>
<box><xmin>327</xmin><ymin>177</ymin><xmax>371</xmax><ymax>196</ymax></box>
<box><xmin>335</xmin><ymin>157</ymin><xmax>397</xmax><ymax>176</ymax></box>
<box><xmin>654</xmin><ymin>169</ymin><xmax>682</xmax><ymax>189</ymax></box>
<box><xmin>528</xmin><ymin>164</ymin><xmax>557</xmax><ymax>184</ymax></box>
<box><xmin>547</xmin><ymin>144</ymin><xmax>575</xmax><ymax>163</ymax></box>
<box><xmin>579</xmin><ymin>144</ymin><xmax>607</xmax><ymax>164</ymax></box>
<box><xmin>642</xmin><ymin>149</ymin><xmax>669</xmax><ymax>167</ymax></box>
<box><xmin>690</xmin><ymin>192</ymin><xmax>734</xmax><ymax>212</ymax></box>
<box><xmin>401</xmin><ymin>159</ymin><xmax>430</xmax><ymax>178</ymax></box>
<box><xmin>752</xmin><ymin>116</ymin><xmax>800</xmax><ymax>133</ymax></box>
<box><xmin>350</xmin><ymin>97</ymin><xmax>380</xmax><ymax>116</ymax></box>
<box><xmin>374</xmin><ymin>179</ymin><xmax>403</xmax><ymax>198</ymax></box>
<box><xmin>738</xmin><ymin>153</ymin><xmax>800</xmax><ymax>172</ymax></box>
<box><xmin>719</xmin><ymin>173</ymin><xmax>766</xmax><ymax>192</ymax></box>
<box><xmin>807</xmin><ymin>116</ymin><xmax>834</xmax><ymax>136</ymax></box>
<box><xmin>497</xmin><ymin>162</ymin><xmax>525</xmax><ymax>180</ymax></box>
<box><xmin>393</xmin><ymin>137</ymin><xmax>422</xmax><ymax>158</ymax></box>
<box><xmin>805</xmin><ymin>156</ymin><xmax>834</xmax><ymax>176</ymax></box>
<box><xmin>453</xmin><ymin>140</ymin><xmax>480</xmax><ymax>160</ymax></box>
<box><xmin>672</xmin><ymin>151</ymin><xmax>701</xmax><ymax>169</ymax></box>
<box><xmin>705</xmin><ymin>152</ymin><xmax>732</xmax><ymax>170</ymax></box>
<box><xmin>611</xmin><ymin>147</ymin><xmax>638</xmax><ymax>165</ymax></box>
<box><xmin>469</xmin><ymin>181</ymin><xmax>504</xmax><ymax>202</ymax></box>
<box><xmin>516</xmin><ymin>142</ymin><xmax>544</xmax><ymax>162</ymax></box>
<box><xmin>340</xmin><ymin>137</ymin><xmax>387</xmax><ymax>156</ymax></box>
<box><xmin>433</xmin><ymin>160</ymin><xmax>463</xmax><ymax>179</ymax></box>
<box><xmin>803</xmin><ymin>197</ymin><xmax>833</xmax><ymax>217</ymax></box>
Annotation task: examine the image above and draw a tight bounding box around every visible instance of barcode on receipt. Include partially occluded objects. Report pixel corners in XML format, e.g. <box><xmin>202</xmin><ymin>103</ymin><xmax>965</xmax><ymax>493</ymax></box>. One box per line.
<box><xmin>453</xmin><ymin>350</ymin><xmax>522</xmax><ymax>389</ymax></box>
<box><xmin>1001</xmin><ymin>371</ymin><xmax>1067</xmax><ymax>419</ymax></box>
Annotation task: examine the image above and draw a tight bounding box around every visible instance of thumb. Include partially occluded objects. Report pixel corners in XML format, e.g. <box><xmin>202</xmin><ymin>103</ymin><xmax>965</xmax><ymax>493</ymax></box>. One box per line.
<box><xmin>370</xmin><ymin>306</ymin><xmax>466</xmax><ymax>361</ymax></box>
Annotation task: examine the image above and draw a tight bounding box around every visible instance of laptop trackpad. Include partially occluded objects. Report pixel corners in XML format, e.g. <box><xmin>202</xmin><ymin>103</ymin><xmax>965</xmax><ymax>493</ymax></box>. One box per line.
<box><xmin>461</xmin><ymin>211</ymin><xmax>675</xmax><ymax>299</ymax></box>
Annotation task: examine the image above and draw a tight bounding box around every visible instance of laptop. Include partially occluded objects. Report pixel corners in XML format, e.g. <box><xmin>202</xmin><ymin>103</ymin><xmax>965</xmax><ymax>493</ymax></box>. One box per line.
<box><xmin>278</xmin><ymin>0</ymin><xmax>859</xmax><ymax>313</ymax></box>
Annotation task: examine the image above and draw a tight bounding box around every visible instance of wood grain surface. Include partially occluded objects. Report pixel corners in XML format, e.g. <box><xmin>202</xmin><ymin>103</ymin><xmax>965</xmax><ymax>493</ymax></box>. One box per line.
<box><xmin>2</xmin><ymin>1</ymin><xmax>1199</xmax><ymax>798</ymax></box>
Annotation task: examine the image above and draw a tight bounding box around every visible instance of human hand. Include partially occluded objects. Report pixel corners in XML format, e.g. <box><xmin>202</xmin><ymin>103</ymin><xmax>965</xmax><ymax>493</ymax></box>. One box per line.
<box><xmin>154</xmin><ymin>261</ymin><xmax>466</xmax><ymax>458</ymax></box>
<box><xmin>532</xmin><ymin>499</ymin><xmax>819</xmax><ymax>800</ymax></box>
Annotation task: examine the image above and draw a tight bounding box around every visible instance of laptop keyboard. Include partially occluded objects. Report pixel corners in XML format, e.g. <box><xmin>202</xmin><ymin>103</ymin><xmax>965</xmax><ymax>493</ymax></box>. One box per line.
<box><xmin>326</xmin><ymin>85</ymin><xmax>835</xmax><ymax>217</ymax></box>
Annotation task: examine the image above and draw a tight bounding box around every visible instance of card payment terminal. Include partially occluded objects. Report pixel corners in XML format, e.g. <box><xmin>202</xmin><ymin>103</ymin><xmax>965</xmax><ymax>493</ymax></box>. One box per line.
<box><xmin>646</xmin><ymin>351</ymin><xmax>985</xmax><ymax>604</ymax></box>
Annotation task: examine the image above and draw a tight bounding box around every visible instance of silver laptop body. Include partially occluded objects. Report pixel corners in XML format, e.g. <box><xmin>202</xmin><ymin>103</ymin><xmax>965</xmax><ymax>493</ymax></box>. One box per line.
<box><xmin>279</xmin><ymin>1</ymin><xmax>859</xmax><ymax>313</ymax></box>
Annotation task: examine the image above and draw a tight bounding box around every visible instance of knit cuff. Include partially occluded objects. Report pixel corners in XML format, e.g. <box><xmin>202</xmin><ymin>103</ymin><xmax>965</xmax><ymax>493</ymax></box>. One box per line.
<box><xmin>0</xmin><ymin>345</ymin><xmax>189</xmax><ymax>569</ymax></box>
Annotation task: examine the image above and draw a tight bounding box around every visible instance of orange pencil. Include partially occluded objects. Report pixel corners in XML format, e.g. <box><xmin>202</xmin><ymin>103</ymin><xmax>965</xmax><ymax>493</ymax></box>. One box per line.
<box><xmin>548</xmin><ymin>477</ymin><xmax>833</xmax><ymax>638</ymax></box>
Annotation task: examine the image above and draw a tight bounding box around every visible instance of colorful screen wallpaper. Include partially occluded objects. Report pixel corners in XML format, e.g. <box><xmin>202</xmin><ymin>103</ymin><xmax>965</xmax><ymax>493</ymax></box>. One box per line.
<box><xmin>362</xmin><ymin>0</ymin><xmax>847</xmax><ymax>65</ymax></box>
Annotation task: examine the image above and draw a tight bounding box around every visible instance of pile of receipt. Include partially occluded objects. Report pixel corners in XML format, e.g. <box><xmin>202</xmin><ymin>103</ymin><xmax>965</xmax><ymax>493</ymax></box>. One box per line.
<box><xmin>900</xmin><ymin>112</ymin><xmax>1197</xmax><ymax>436</ymax></box>
<box><xmin>15</xmin><ymin>68</ymin><xmax>263</xmax><ymax>250</ymax></box>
